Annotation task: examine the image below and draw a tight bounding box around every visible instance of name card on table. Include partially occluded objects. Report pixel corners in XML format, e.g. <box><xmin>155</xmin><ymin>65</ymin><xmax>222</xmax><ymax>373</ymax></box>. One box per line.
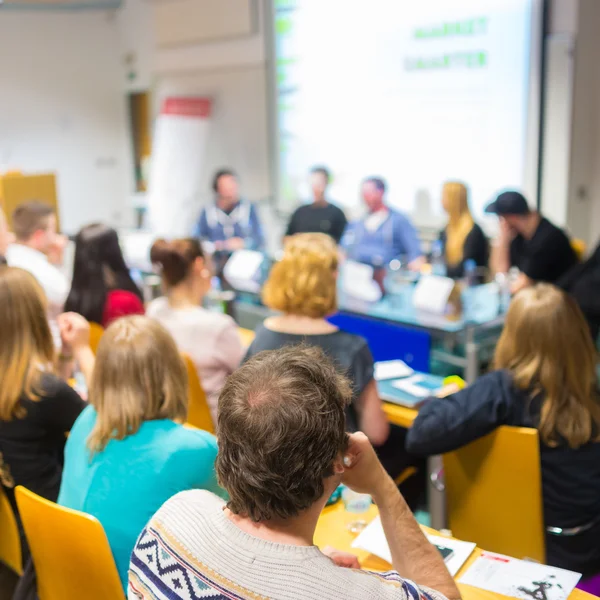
<box><xmin>341</xmin><ymin>260</ymin><xmax>382</xmax><ymax>303</ymax></box>
<box><xmin>412</xmin><ymin>274</ymin><xmax>456</xmax><ymax>315</ymax></box>
<box><xmin>223</xmin><ymin>250</ymin><xmax>264</xmax><ymax>293</ymax></box>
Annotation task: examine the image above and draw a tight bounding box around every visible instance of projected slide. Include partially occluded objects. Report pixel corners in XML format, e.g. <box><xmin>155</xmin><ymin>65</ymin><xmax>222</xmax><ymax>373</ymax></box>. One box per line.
<box><xmin>273</xmin><ymin>0</ymin><xmax>540</xmax><ymax>225</ymax></box>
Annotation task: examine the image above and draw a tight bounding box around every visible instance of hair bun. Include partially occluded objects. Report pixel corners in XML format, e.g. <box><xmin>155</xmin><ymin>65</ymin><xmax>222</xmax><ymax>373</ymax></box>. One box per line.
<box><xmin>150</xmin><ymin>239</ymin><xmax>188</xmax><ymax>287</ymax></box>
<box><xmin>150</xmin><ymin>238</ymin><xmax>204</xmax><ymax>288</ymax></box>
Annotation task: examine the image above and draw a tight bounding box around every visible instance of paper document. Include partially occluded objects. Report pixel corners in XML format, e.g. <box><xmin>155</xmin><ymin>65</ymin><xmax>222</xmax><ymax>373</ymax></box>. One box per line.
<box><xmin>341</xmin><ymin>261</ymin><xmax>382</xmax><ymax>303</ymax></box>
<box><xmin>459</xmin><ymin>552</ymin><xmax>581</xmax><ymax>600</ymax></box>
<box><xmin>413</xmin><ymin>275</ymin><xmax>455</xmax><ymax>315</ymax></box>
<box><xmin>374</xmin><ymin>360</ymin><xmax>414</xmax><ymax>381</ymax></box>
<box><xmin>391</xmin><ymin>374</ymin><xmax>442</xmax><ymax>398</ymax></box>
<box><xmin>352</xmin><ymin>516</ymin><xmax>476</xmax><ymax>577</ymax></box>
<box><xmin>222</xmin><ymin>250</ymin><xmax>264</xmax><ymax>293</ymax></box>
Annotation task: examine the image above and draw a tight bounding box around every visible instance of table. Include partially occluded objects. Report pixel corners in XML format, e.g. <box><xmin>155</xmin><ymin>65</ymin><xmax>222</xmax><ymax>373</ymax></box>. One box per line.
<box><xmin>378</xmin><ymin>374</ymin><xmax>446</xmax><ymax>529</ymax></box>
<box><xmin>314</xmin><ymin>502</ymin><xmax>594</xmax><ymax>600</ymax></box>
<box><xmin>235</xmin><ymin>279</ymin><xmax>505</xmax><ymax>383</ymax></box>
<box><xmin>337</xmin><ymin>282</ymin><xmax>505</xmax><ymax>384</ymax></box>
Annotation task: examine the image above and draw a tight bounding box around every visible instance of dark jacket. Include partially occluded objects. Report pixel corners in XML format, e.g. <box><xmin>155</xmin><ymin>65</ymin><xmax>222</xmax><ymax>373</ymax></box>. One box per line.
<box><xmin>406</xmin><ymin>370</ymin><xmax>600</xmax><ymax>576</ymax></box>
<box><xmin>558</xmin><ymin>242</ymin><xmax>600</xmax><ymax>340</ymax></box>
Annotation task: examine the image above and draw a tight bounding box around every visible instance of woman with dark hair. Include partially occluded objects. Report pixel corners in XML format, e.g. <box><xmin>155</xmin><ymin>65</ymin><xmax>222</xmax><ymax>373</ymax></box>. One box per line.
<box><xmin>147</xmin><ymin>238</ymin><xmax>244</xmax><ymax>421</ymax></box>
<box><xmin>65</xmin><ymin>224</ymin><xmax>144</xmax><ymax>327</ymax></box>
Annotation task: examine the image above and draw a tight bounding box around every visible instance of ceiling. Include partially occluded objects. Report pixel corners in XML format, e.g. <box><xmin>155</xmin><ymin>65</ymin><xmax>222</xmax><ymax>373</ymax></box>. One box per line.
<box><xmin>0</xmin><ymin>0</ymin><xmax>121</xmax><ymax>9</ymax></box>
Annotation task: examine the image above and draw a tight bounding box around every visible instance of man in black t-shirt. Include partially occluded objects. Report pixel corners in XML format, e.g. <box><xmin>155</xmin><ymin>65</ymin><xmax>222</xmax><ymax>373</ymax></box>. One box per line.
<box><xmin>487</xmin><ymin>190</ymin><xmax>578</xmax><ymax>294</ymax></box>
<box><xmin>285</xmin><ymin>166</ymin><xmax>348</xmax><ymax>243</ymax></box>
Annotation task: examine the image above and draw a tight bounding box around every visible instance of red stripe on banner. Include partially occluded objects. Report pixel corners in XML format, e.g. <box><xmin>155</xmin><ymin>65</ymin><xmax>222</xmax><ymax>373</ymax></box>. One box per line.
<box><xmin>161</xmin><ymin>97</ymin><xmax>212</xmax><ymax>118</ymax></box>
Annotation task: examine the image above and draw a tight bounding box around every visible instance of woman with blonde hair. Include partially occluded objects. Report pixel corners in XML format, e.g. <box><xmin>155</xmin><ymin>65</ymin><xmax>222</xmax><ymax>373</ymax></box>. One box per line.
<box><xmin>0</xmin><ymin>267</ymin><xmax>90</xmax><ymax>599</ymax></box>
<box><xmin>148</xmin><ymin>238</ymin><xmax>244</xmax><ymax>422</ymax></box>
<box><xmin>438</xmin><ymin>181</ymin><xmax>489</xmax><ymax>278</ymax></box>
<box><xmin>407</xmin><ymin>284</ymin><xmax>600</xmax><ymax>578</ymax></box>
<box><xmin>57</xmin><ymin>315</ymin><xmax>222</xmax><ymax>591</ymax></box>
<box><xmin>246</xmin><ymin>233</ymin><xmax>391</xmax><ymax>450</ymax></box>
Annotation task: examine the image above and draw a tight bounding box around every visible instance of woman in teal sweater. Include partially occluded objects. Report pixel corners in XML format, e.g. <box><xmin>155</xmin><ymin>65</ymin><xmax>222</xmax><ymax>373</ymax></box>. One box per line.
<box><xmin>58</xmin><ymin>315</ymin><xmax>223</xmax><ymax>590</ymax></box>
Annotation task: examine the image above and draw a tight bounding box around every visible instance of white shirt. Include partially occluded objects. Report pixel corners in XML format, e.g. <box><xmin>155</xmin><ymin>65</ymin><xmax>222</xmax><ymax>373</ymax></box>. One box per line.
<box><xmin>6</xmin><ymin>243</ymin><xmax>69</xmax><ymax>311</ymax></box>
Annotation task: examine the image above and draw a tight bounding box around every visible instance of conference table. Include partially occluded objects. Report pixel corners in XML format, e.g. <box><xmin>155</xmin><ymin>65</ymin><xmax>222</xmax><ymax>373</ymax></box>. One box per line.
<box><xmin>314</xmin><ymin>502</ymin><xmax>594</xmax><ymax>600</ymax></box>
<box><xmin>235</xmin><ymin>272</ymin><xmax>506</xmax><ymax>384</ymax></box>
<box><xmin>335</xmin><ymin>281</ymin><xmax>506</xmax><ymax>384</ymax></box>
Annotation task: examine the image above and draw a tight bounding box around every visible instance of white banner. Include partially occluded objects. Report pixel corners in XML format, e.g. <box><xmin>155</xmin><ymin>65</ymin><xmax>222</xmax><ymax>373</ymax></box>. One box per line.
<box><xmin>147</xmin><ymin>97</ymin><xmax>212</xmax><ymax>238</ymax></box>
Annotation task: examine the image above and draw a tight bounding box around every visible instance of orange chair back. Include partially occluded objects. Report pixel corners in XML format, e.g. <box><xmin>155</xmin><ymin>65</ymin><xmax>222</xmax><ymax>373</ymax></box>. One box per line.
<box><xmin>0</xmin><ymin>486</ymin><xmax>22</xmax><ymax>575</ymax></box>
<box><xmin>571</xmin><ymin>238</ymin><xmax>586</xmax><ymax>261</ymax></box>
<box><xmin>238</xmin><ymin>327</ymin><xmax>255</xmax><ymax>347</ymax></box>
<box><xmin>182</xmin><ymin>353</ymin><xmax>215</xmax><ymax>434</ymax></box>
<box><xmin>15</xmin><ymin>486</ymin><xmax>124</xmax><ymax>600</ymax></box>
<box><xmin>88</xmin><ymin>322</ymin><xmax>104</xmax><ymax>355</ymax></box>
<box><xmin>444</xmin><ymin>425</ymin><xmax>545</xmax><ymax>562</ymax></box>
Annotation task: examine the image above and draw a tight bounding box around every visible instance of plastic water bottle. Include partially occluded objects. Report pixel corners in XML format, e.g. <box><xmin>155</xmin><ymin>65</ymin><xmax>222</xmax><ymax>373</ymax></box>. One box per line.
<box><xmin>205</xmin><ymin>276</ymin><xmax>227</xmax><ymax>313</ymax></box>
<box><xmin>463</xmin><ymin>259</ymin><xmax>477</xmax><ymax>288</ymax></box>
<box><xmin>430</xmin><ymin>240</ymin><xmax>447</xmax><ymax>276</ymax></box>
<box><xmin>462</xmin><ymin>259</ymin><xmax>477</xmax><ymax>320</ymax></box>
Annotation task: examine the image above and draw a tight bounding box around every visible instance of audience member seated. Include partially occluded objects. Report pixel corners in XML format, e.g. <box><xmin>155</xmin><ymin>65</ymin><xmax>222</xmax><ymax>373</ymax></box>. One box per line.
<box><xmin>58</xmin><ymin>315</ymin><xmax>223</xmax><ymax>590</ymax></box>
<box><xmin>487</xmin><ymin>191</ymin><xmax>578</xmax><ymax>293</ymax></box>
<box><xmin>285</xmin><ymin>166</ymin><xmax>348</xmax><ymax>243</ymax></box>
<box><xmin>128</xmin><ymin>345</ymin><xmax>460</xmax><ymax>600</ymax></box>
<box><xmin>148</xmin><ymin>239</ymin><xmax>244</xmax><ymax>421</ymax></box>
<box><xmin>194</xmin><ymin>168</ymin><xmax>265</xmax><ymax>256</ymax></box>
<box><xmin>64</xmin><ymin>223</ymin><xmax>144</xmax><ymax>327</ymax></box>
<box><xmin>342</xmin><ymin>176</ymin><xmax>424</xmax><ymax>271</ymax></box>
<box><xmin>406</xmin><ymin>284</ymin><xmax>600</xmax><ymax>578</ymax></box>
<box><xmin>559</xmin><ymin>240</ymin><xmax>600</xmax><ymax>341</ymax></box>
<box><xmin>246</xmin><ymin>233</ymin><xmax>390</xmax><ymax>448</ymax></box>
<box><xmin>6</xmin><ymin>201</ymin><xmax>69</xmax><ymax>317</ymax></box>
<box><xmin>438</xmin><ymin>181</ymin><xmax>489</xmax><ymax>279</ymax></box>
<box><xmin>0</xmin><ymin>267</ymin><xmax>90</xmax><ymax>598</ymax></box>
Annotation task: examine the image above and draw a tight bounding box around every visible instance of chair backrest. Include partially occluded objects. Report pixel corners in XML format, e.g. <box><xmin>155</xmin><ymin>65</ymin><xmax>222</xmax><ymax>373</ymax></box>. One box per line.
<box><xmin>238</xmin><ymin>327</ymin><xmax>256</xmax><ymax>347</ymax></box>
<box><xmin>15</xmin><ymin>486</ymin><xmax>124</xmax><ymax>600</ymax></box>
<box><xmin>0</xmin><ymin>486</ymin><xmax>22</xmax><ymax>575</ymax></box>
<box><xmin>572</xmin><ymin>238</ymin><xmax>587</xmax><ymax>261</ymax></box>
<box><xmin>88</xmin><ymin>322</ymin><xmax>104</xmax><ymax>355</ymax></box>
<box><xmin>443</xmin><ymin>425</ymin><xmax>545</xmax><ymax>562</ymax></box>
<box><xmin>182</xmin><ymin>353</ymin><xmax>216</xmax><ymax>434</ymax></box>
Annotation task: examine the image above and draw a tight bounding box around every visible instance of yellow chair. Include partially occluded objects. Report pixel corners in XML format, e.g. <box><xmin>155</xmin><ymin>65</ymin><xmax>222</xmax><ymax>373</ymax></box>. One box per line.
<box><xmin>15</xmin><ymin>486</ymin><xmax>124</xmax><ymax>600</ymax></box>
<box><xmin>182</xmin><ymin>353</ymin><xmax>216</xmax><ymax>434</ymax></box>
<box><xmin>88</xmin><ymin>322</ymin><xmax>104</xmax><ymax>355</ymax></box>
<box><xmin>571</xmin><ymin>238</ymin><xmax>586</xmax><ymax>261</ymax></box>
<box><xmin>0</xmin><ymin>486</ymin><xmax>22</xmax><ymax>575</ymax></box>
<box><xmin>238</xmin><ymin>327</ymin><xmax>255</xmax><ymax>347</ymax></box>
<box><xmin>443</xmin><ymin>425</ymin><xmax>545</xmax><ymax>562</ymax></box>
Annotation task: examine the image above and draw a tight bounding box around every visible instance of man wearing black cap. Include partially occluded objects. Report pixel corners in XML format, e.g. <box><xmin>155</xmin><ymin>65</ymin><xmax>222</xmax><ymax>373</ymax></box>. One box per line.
<box><xmin>487</xmin><ymin>190</ymin><xmax>578</xmax><ymax>294</ymax></box>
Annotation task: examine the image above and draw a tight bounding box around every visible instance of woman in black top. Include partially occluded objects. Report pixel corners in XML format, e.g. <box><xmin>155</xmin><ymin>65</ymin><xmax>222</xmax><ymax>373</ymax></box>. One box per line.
<box><xmin>438</xmin><ymin>181</ymin><xmax>489</xmax><ymax>278</ymax></box>
<box><xmin>64</xmin><ymin>223</ymin><xmax>144</xmax><ymax>327</ymax></box>
<box><xmin>406</xmin><ymin>284</ymin><xmax>600</xmax><ymax>577</ymax></box>
<box><xmin>246</xmin><ymin>233</ymin><xmax>390</xmax><ymax>445</ymax></box>
<box><xmin>0</xmin><ymin>267</ymin><xmax>91</xmax><ymax>569</ymax></box>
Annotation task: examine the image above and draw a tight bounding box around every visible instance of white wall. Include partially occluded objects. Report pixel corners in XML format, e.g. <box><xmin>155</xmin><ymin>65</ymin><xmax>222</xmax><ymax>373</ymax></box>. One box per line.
<box><xmin>0</xmin><ymin>11</ymin><xmax>133</xmax><ymax>234</ymax></box>
<box><xmin>149</xmin><ymin>0</ymin><xmax>271</xmax><ymax>213</ymax></box>
<box><xmin>542</xmin><ymin>0</ymin><xmax>600</xmax><ymax>248</ymax></box>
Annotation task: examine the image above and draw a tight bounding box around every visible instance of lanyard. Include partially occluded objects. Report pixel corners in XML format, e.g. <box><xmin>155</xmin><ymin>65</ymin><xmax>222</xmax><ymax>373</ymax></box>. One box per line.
<box><xmin>207</xmin><ymin>201</ymin><xmax>251</xmax><ymax>238</ymax></box>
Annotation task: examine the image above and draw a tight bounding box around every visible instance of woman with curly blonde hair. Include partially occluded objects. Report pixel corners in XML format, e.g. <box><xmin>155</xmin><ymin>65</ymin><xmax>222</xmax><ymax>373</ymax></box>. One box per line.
<box><xmin>245</xmin><ymin>233</ymin><xmax>390</xmax><ymax>447</ymax></box>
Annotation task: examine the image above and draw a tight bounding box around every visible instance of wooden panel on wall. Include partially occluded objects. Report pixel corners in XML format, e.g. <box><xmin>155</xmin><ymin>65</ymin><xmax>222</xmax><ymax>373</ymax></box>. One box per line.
<box><xmin>0</xmin><ymin>173</ymin><xmax>60</xmax><ymax>231</ymax></box>
<box><xmin>153</xmin><ymin>0</ymin><xmax>256</xmax><ymax>48</ymax></box>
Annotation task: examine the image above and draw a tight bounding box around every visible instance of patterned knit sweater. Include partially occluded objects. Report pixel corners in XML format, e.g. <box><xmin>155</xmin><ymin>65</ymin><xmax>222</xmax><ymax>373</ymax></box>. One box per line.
<box><xmin>128</xmin><ymin>490</ymin><xmax>448</xmax><ymax>600</ymax></box>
